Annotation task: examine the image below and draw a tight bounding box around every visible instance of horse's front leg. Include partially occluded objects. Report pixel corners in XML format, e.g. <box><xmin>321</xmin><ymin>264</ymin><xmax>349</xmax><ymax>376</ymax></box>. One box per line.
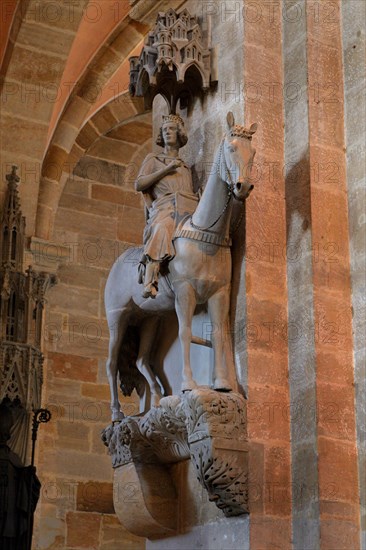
<box><xmin>208</xmin><ymin>287</ymin><xmax>233</xmax><ymax>391</ymax></box>
<box><xmin>175</xmin><ymin>282</ymin><xmax>197</xmax><ymax>392</ymax></box>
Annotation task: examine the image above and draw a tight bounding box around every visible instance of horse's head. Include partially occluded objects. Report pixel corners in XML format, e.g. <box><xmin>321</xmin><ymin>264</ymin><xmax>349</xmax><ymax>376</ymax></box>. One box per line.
<box><xmin>221</xmin><ymin>111</ymin><xmax>257</xmax><ymax>201</ymax></box>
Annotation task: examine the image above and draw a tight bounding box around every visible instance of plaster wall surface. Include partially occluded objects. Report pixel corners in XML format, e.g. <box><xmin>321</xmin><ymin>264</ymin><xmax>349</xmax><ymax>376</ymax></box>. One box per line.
<box><xmin>282</xmin><ymin>2</ymin><xmax>320</xmax><ymax>548</ymax></box>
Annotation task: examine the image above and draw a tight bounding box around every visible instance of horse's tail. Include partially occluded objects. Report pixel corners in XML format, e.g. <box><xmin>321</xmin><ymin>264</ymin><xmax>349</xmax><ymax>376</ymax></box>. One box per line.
<box><xmin>117</xmin><ymin>326</ymin><xmax>145</xmax><ymax>397</ymax></box>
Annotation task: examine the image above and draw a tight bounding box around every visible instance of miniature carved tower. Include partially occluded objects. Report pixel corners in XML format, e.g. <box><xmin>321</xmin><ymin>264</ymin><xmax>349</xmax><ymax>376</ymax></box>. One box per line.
<box><xmin>0</xmin><ymin>166</ymin><xmax>56</xmax><ymax>461</ymax></box>
<box><xmin>129</xmin><ymin>7</ymin><xmax>215</xmax><ymax>112</ymax></box>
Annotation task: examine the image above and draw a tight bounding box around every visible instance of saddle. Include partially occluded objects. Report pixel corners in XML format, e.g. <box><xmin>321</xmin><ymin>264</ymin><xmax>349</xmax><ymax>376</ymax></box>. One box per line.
<box><xmin>138</xmin><ymin>192</ymin><xmax>199</xmax><ymax>286</ymax></box>
<box><xmin>173</xmin><ymin>191</ymin><xmax>199</xmax><ymax>226</ymax></box>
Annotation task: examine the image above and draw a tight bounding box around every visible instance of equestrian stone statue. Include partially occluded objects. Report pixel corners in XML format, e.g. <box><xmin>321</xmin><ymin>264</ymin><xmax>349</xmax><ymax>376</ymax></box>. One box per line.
<box><xmin>105</xmin><ymin>112</ymin><xmax>257</xmax><ymax>421</ymax></box>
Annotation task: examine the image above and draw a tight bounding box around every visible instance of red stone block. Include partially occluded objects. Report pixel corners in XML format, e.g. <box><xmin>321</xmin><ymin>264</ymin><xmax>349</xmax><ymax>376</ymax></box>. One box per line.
<box><xmin>247</xmin><ymin>350</ymin><xmax>289</xmax><ymax>388</ymax></box>
<box><xmin>308</xmin><ymin>144</ymin><xmax>348</xmax><ymax>193</ymax></box>
<box><xmin>117</xmin><ymin>205</ymin><xmax>145</xmax><ymax>245</ymax></box>
<box><xmin>313</xmin><ymin>295</ymin><xmax>353</xmax><ymax>351</ymax></box>
<box><xmin>77</xmin><ymin>481</ymin><xmax>114</xmax><ymax>514</ymax></box>
<box><xmin>246</xmin><ymin>296</ymin><xmax>289</xmax><ymax>355</ymax></box>
<box><xmin>264</xmin><ymin>444</ymin><xmax>292</xmax><ymax>516</ymax></box>
<box><xmin>250</xmin><ymin>515</ymin><xmax>292</xmax><ymax>550</ymax></box>
<box><xmin>59</xmin><ymin>193</ymin><xmax>117</xmax><ymax>217</ymax></box>
<box><xmin>66</xmin><ymin>511</ymin><xmax>101</xmax><ymax>549</ymax></box>
<box><xmin>248</xmin><ymin>442</ymin><xmax>265</xmax><ymax>514</ymax></box>
<box><xmin>318</xmin><ymin>437</ymin><xmax>359</xmax><ymax>504</ymax></box>
<box><xmin>48</xmin><ymin>351</ymin><xmax>98</xmax><ymax>382</ymax></box>
<box><xmin>321</xmin><ymin>500</ymin><xmax>359</xmax><ymax>522</ymax></box>
<box><xmin>307</xmin><ymin>39</ymin><xmax>344</xmax><ymax>89</ymax></box>
<box><xmin>320</xmin><ymin>518</ymin><xmax>360</xmax><ymax>550</ymax></box>
<box><xmin>100</xmin><ymin>514</ymin><xmax>145</xmax><ymax>549</ymax></box>
<box><xmin>81</xmin><ymin>383</ymin><xmax>111</xmax><ymax>402</ymax></box>
<box><xmin>246</xmin><ymin>195</ymin><xmax>287</xmax><ymax>251</ymax></box>
<box><xmin>245</xmin><ymin>13</ymin><xmax>282</xmax><ymax>54</ymax></box>
<box><xmin>247</xmin><ymin>386</ymin><xmax>290</xmax><ymax>443</ymax></box>
<box><xmin>317</xmin><ymin>382</ymin><xmax>356</xmax><ymax>441</ymax></box>
<box><xmin>306</xmin><ymin>1</ymin><xmax>341</xmax><ymax>46</ymax></box>
<box><xmin>316</xmin><ymin>350</ymin><xmax>354</xmax><ymax>386</ymax></box>
<box><xmin>310</xmin><ymin>188</ymin><xmax>351</xmax><ymax>265</ymax></box>
<box><xmin>91</xmin><ymin>184</ymin><xmax>141</xmax><ymax>208</ymax></box>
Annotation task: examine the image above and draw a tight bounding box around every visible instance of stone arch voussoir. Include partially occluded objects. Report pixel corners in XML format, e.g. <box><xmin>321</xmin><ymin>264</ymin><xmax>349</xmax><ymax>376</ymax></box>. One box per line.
<box><xmin>35</xmin><ymin>17</ymin><xmax>149</xmax><ymax>240</ymax></box>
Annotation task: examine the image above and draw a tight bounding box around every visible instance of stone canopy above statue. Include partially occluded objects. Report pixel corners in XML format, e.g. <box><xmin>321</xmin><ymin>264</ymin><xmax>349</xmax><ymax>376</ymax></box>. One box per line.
<box><xmin>129</xmin><ymin>7</ymin><xmax>216</xmax><ymax>112</ymax></box>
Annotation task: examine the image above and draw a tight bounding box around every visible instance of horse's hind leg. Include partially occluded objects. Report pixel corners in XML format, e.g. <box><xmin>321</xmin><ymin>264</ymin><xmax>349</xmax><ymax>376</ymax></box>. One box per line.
<box><xmin>136</xmin><ymin>317</ymin><xmax>163</xmax><ymax>411</ymax></box>
<box><xmin>106</xmin><ymin>311</ymin><xmax>127</xmax><ymax>422</ymax></box>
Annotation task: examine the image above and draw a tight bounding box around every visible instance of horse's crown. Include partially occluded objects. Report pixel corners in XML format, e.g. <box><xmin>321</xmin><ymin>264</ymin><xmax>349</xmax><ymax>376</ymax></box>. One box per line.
<box><xmin>229</xmin><ymin>125</ymin><xmax>253</xmax><ymax>139</ymax></box>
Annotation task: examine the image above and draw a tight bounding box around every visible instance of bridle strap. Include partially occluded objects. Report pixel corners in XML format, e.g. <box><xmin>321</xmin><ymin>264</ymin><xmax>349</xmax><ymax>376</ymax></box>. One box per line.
<box><xmin>218</xmin><ymin>139</ymin><xmax>247</xmax><ymax>203</ymax></box>
<box><xmin>190</xmin><ymin>137</ymin><xmax>246</xmax><ymax>232</ymax></box>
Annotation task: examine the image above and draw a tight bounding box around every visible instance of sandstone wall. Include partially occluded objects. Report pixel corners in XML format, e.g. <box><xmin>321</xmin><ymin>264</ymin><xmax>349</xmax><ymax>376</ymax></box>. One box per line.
<box><xmin>33</xmin><ymin>147</ymin><xmax>147</xmax><ymax>549</ymax></box>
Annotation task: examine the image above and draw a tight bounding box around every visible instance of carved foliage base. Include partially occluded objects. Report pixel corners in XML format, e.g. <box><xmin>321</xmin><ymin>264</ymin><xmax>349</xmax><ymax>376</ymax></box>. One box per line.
<box><xmin>184</xmin><ymin>390</ymin><xmax>248</xmax><ymax>516</ymax></box>
<box><xmin>102</xmin><ymin>395</ymin><xmax>190</xmax><ymax>466</ymax></box>
<box><xmin>102</xmin><ymin>388</ymin><xmax>248</xmax><ymax>537</ymax></box>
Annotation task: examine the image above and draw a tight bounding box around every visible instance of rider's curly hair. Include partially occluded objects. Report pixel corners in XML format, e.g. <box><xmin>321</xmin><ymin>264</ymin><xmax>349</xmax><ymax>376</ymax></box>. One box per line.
<box><xmin>156</xmin><ymin>120</ymin><xmax>188</xmax><ymax>148</ymax></box>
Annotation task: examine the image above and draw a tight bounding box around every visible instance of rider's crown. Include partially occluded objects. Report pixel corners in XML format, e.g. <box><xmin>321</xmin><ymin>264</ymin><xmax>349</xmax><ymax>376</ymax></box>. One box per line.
<box><xmin>162</xmin><ymin>114</ymin><xmax>185</xmax><ymax>126</ymax></box>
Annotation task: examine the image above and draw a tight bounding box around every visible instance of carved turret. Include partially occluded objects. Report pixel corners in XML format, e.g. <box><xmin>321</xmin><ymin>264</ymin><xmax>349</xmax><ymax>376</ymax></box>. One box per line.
<box><xmin>0</xmin><ymin>167</ymin><xmax>56</xmax><ymax>461</ymax></box>
<box><xmin>1</xmin><ymin>166</ymin><xmax>25</xmax><ymax>271</ymax></box>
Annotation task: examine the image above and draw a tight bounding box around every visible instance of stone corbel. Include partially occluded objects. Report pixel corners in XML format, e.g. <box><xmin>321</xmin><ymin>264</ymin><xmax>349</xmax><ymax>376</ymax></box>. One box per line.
<box><xmin>102</xmin><ymin>388</ymin><xmax>248</xmax><ymax>538</ymax></box>
<box><xmin>184</xmin><ymin>389</ymin><xmax>249</xmax><ymax>516</ymax></box>
<box><xmin>26</xmin><ymin>236</ymin><xmax>70</xmax><ymax>273</ymax></box>
<box><xmin>102</xmin><ymin>397</ymin><xmax>189</xmax><ymax>537</ymax></box>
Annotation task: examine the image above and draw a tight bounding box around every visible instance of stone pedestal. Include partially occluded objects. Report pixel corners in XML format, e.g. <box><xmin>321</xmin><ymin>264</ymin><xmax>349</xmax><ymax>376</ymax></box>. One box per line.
<box><xmin>113</xmin><ymin>462</ymin><xmax>178</xmax><ymax>538</ymax></box>
<box><xmin>102</xmin><ymin>388</ymin><xmax>248</xmax><ymax>540</ymax></box>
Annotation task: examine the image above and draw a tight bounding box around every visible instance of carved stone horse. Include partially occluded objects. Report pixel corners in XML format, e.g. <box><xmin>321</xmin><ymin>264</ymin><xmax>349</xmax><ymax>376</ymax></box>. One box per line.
<box><xmin>105</xmin><ymin>112</ymin><xmax>257</xmax><ymax>421</ymax></box>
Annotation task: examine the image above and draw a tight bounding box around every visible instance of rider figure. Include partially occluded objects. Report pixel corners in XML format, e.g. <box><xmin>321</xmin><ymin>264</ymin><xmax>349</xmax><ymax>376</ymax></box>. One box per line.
<box><xmin>135</xmin><ymin>114</ymin><xmax>196</xmax><ymax>298</ymax></box>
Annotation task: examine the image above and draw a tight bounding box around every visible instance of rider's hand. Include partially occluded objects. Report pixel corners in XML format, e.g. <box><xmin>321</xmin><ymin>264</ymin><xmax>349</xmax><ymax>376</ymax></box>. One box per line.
<box><xmin>166</xmin><ymin>159</ymin><xmax>182</xmax><ymax>173</ymax></box>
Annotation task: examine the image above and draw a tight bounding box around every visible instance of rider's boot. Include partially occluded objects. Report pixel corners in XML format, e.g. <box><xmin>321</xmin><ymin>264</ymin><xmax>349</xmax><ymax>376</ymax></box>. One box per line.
<box><xmin>142</xmin><ymin>260</ymin><xmax>160</xmax><ymax>299</ymax></box>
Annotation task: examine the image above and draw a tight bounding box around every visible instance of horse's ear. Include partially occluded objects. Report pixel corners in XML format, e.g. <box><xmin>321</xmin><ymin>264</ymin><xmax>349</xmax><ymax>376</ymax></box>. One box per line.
<box><xmin>227</xmin><ymin>112</ymin><xmax>235</xmax><ymax>129</ymax></box>
<box><xmin>249</xmin><ymin>122</ymin><xmax>258</xmax><ymax>134</ymax></box>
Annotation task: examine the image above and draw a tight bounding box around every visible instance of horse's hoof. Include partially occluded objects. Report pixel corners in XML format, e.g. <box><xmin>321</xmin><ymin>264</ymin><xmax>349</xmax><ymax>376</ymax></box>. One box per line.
<box><xmin>181</xmin><ymin>380</ymin><xmax>198</xmax><ymax>392</ymax></box>
<box><xmin>111</xmin><ymin>410</ymin><xmax>124</xmax><ymax>422</ymax></box>
<box><xmin>214</xmin><ymin>379</ymin><xmax>232</xmax><ymax>392</ymax></box>
<box><xmin>142</xmin><ymin>284</ymin><xmax>158</xmax><ymax>299</ymax></box>
<box><xmin>151</xmin><ymin>394</ymin><xmax>162</xmax><ymax>407</ymax></box>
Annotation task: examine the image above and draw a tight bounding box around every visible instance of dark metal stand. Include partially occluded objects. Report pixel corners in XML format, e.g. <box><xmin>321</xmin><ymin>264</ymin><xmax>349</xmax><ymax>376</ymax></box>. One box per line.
<box><xmin>27</xmin><ymin>409</ymin><xmax>51</xmax><ymax>550</ymax></box>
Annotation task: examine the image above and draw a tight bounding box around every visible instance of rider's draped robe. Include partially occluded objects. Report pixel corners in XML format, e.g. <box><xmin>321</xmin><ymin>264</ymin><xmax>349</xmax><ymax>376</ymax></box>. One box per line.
<box><xmin>136</xmin><ymin>153</ymin><xmax>197</xmax><ymax>262</ymax></box>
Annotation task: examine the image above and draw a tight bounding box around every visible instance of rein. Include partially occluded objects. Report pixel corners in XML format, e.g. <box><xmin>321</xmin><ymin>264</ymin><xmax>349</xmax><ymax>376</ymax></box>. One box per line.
<box><xmin>190</xmin><ymin>138</ymin><xmax>245</xmax><ymax>233</ymax></box>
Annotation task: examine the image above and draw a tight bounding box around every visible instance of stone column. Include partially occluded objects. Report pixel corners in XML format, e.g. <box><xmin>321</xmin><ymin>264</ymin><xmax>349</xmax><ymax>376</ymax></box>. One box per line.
<box><xmin>341</xmin><ymin>1</ymin><xmax>366</xmax><ymax>547</ymax></box>
<box><xmin>244</xmin><ymin>1</ymin><xmax>292</xmax><ymax>547</ymax></box>
<box><xmin>306</xmin><ymin>1</ymin><xmax>361</xmax><ymax>547</ymax></box>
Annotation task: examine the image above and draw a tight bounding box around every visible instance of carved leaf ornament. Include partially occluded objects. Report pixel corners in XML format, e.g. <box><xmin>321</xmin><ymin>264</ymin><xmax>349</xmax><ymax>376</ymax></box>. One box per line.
<box><xmin>102</xmin><ymin>389</ymin><xmax>248</xmax><ymax>516</ymax></box>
